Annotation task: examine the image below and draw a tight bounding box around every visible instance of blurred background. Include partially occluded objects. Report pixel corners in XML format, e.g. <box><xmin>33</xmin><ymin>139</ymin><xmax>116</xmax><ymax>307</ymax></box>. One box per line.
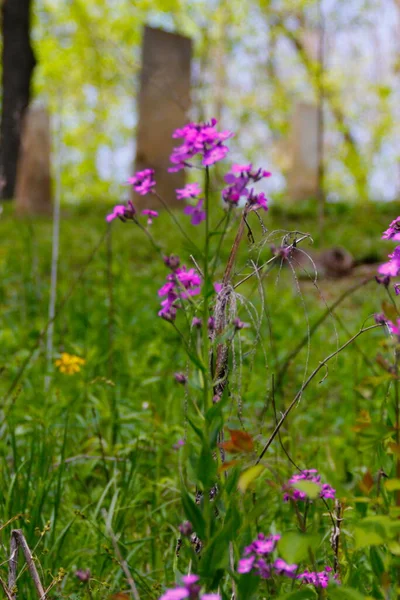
<box><xmin>1</xmin><ymin>0</ymin><xmax>400</xmax><ymax>209</ymax></box>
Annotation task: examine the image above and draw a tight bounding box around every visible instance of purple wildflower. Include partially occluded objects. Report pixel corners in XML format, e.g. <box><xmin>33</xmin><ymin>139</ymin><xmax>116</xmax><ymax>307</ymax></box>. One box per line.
<box><xmin>233</xmin><ymin>317</ymin><xmax>248</xmax><ymax>330</ymax></box>
<box><xmin>222</xmin><ymin>163</ymin><xmax>271</xmax><ymax>209</ymax></box>
<box><xmin>158</xmin><ymin>265</ymin><xmax>202</xmax><ymax>321</ymax></box>
<box><xmin>395</xmin><ymin>283</ymin><xmax>400</xmax><ymax>296</ymax></box>
<box><xmin>271</xmin><ymin>244</ymin><xmax>292</xmax><ymax>260</ymax></box>
<box><xmin>106</xmin><ymin>200</ymin><xmax>136</xmax><ymax>223</ymax></box>
<box><xmin>378</xmin><ymin>246</ymin><xmax>400</xmax><ymax>277</ymax></box>
<box><xmin>374</xmin><ymin>313</ymin><xmax>386</xmax><ymax>325</ymax></box>
<box><xmin>273</xmin><ymin>558</ymin><xmax>298</xmax><ymax>578</ymax></box>
<box><xmin>128</xmin><ymin>168</ymin><xmax>156</xmax><ymax>195</ymax></box>
<box><xmin>169</xmin><ymin>119</ymin><xmax>233</xmax><ymax>172</ymax></box>
<box><xmin>176</xmin><ymin>182</ymin><xmax>202</xmax><ymax>200</ymax></box>
<box><xmin>247</xmin><ymin>191</ymin><xmax>268</xmax><ymax>212</ymax></box>
<box><xmin>174</xmin><ymin>373</ymin><xmax>187</xmax><ymax>384</ymax></box>
<box><xmin>382</xmin><ymin>217</ymin><xmax>400</xmax><ymax>241</ymax></box>
<box><xmin>297</xmin><ymin>567</ymin><xmax>334</xmax><ymax>589</ymax></box>
<box><xmin>183</xmin><ymin>199</ymin><xmax>206</xmax><ymax>225</ymax></box>
<box><xmin>163</xmin><ymin>254</ymin><xmax>181</xmax><ymax>270</ymax></box>
<box><xmin>192</xmin><ymin>317</ymin><xmax>202</xmax><ymax>328</ymax></box>
<box><xmin>208</xmin><ymin>317</ymin><xmax>215</xmax><ymax>331</ymax></box>
<box><xmin>244</xmin><ymin>533</ymin><xmax>280</xmax><ymax>556</ymax></box>
<box><xmin>142</xmin><ymin>209</ymin><xmax>158</xmax><ymax>225</ymax></box>
<box><xmin>283</xmin><ymin>469</ymin><xmax>336</xmax><ymax>502</ymax></box>
<box><xmin>237</xmin><ymin>556</ymin><xmax>255</xmax><ymax>574</ymax></box>
<box><xmin>178</xmin><ymin>521</ymin><xmax>193</xmax><ymax>537</ymax></box>
<box><xmin>159</xmin><ymin>588</ymin><xmax>189</xmax><ymax>600</ymax></box>
<box><xmin>388</xmin><ymin>319</ymin><xmax>400</xmax><ymax>336</ymax></box>
<box><xmin>173</xmin><ymin>439</ymin><xmax>185</xmax><ymax>450</ymax></box>
<box><xmin>214</xmin><ymin>282</ymin><xmax>223</xmax><ymax>294</ymax></box>
<box><xmin>75</xmin><ymin>569</ymin><xmax>91</xmax><ymax>582</ymax></box>
<box><xmin>375</xmin><ymin>274</ymin><xmax>391</xmax><ymax>287</ymax></box>
<box><xmin>158</xmin><ymin>574</ymin><xmax>220</xmax><ymax>600</ymax></box>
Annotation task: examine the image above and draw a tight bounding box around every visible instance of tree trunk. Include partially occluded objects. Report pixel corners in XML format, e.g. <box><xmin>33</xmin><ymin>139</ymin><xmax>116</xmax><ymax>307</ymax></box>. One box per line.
<box><xmin>0</xmin><ymin>0</ymin><xmax>36</xmax><ymax>200</ymax></box>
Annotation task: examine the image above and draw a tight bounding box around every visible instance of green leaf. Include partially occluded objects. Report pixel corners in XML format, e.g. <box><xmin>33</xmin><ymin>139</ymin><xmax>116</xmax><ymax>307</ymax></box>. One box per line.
<box><xmin>292</xmin><ymin>480</ymin><xmax>320</xmax><ymax>499</ymax></box>
<box><xmin>326</xmin><ymin>585</ymin><xmax>367</xmax><ymax>599</ymax></box>
<box><xmin>238</xmin><ymin>465</ymin><xmax>265</xmax><ymax>493</ymax></box>
<box><xmin>385</xmin><ymin>478</ymin><xmax>400</xmax><ymax>491</ymax></box>
<box><xmin>278</xmin><ymin>532</ymin><xmax>320</xmax><ymax>564</ymax></box>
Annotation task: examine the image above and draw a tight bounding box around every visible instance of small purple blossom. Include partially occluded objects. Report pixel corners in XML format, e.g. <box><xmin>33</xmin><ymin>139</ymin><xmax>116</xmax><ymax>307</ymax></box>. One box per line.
<box><xmin>214</xmin><ymin>282</ymin><xmax>223</xmax><ymax>294</ymax></box>
<box><xmin>247</xmin><ymin>191</ymin><xmax>268</xmax><ymax>212</ymax></box>
<box><xmin>183</xmin><ymin>199</ymin><xmax>206</xmax><ymax>225</ymax></box>
<box><xmin>378</xmin><ymin>246</ymin><xmax>400</xmax><ymax>277</ymax></box>
<box><xmin>178</xmin><ymin>521</ymin><xmax>193</xmax><ymax>537</ymax></box>
<box><xmin>106</xmin><ymin>200</ymin><xmax>136</xmax><ymax>223</ymax></box>
<box><xmin>158</xmin><ymin>574</ymin><xmax>221</xmax><ymax>600</ymax></box>
<box><xmin>388</xmin><ymin>319</ymin><xmax>400</xmax><ymax>336</ymax></box>
<box><xmin>376</xmin><ymin>274</ymin><xmax>391</xmax><ymax>287</ymax></box>
<box><xmin>192</xmin><ymin>317</ymin><xmax>202</xmax><ymax>328</ymax></box>
<box><xmin>173</xmin><ymin>439</ymin><xmax>185</xmax><ymax>450</ymax></box>
<box><xmin>222</xmin><ymin>164</ymin><xmax>271</xmax><ymax>209</ymax></box>
<box><xmin>75</xmin><ymin>569</ymin><xmax>91</xmax><ymax>582</ymax></box>
<box><xmin>273</xmin><ymin>558</ymin><xmax>298</xmax><ymax>578</ymax></box>
<box><xmin>244</xmin><ymin>533</ymin><xmax>280</xmax><ymax>556</ymax></box>
<box><xmin>233</xmin><ymin>318</ymin><xmax>248</xmax><ymax>331</ymax></box>
<box><xmin>283</xmin><ymin>469</ymin><xmax>336</xmax><ymax>502</ymax></box>
<box><xmin>374</xmin><ymin>313</ymin><xmax>386</xmax><ymax>325</ymax></box>
<box><xmin>395</xmin><ymin>283</ymin><xmax>400</xmax><ymax>296</ymax></box>
<box><xmin>142</xmin><ymin>209</ymin><xmax>158</xmax><ymax>225</ymax></box>
<box><xmin>128</xmin><ymin>168</ymin><xmax>156</xmax><ymax>195</ymax></box>
<box><xmin>174</xmin><ymin>373</ymin><xmax>187</xmax><ymax>384</ymax></box>
<box><xmin>238</xmin><ymin>556</ymin><xmax>255</xmax><ymax>574</ymax></box>
<box><xmin>176</xmin><ymin>182</ymin><xmax>202</xmax><ymax>200</ymax></box>
<box><xmin>297</xmin><ymin>567</ymin><xmax>335</xmax><ymax>589</ymax></box>
<box><xmin>163</xmin><ymin>254</ymin><xmax>181</xmax><ymax>270</ymax></box>
<box><xmin>169</xmin><ymin>119</ymin><xmax>233</xmax><ymax>172</ymax></box>
<box><xmin>382</xmin><ymin>217</ymin><xmax>400</xmax><ymax>241</ymax></box>
<box><xmin>208</xmin><ymin>317</ymin><xmax>215</xmax><ymax>331</ymax></box>
<box><xmin>158</xmin><ymin>265</ymin><xmax>202</xmax><ymax>321</ymax></box>
<box><xmin>271</xmin><ymin>244</ymin><xmax>292</xmax><ymax>260</ymax></box>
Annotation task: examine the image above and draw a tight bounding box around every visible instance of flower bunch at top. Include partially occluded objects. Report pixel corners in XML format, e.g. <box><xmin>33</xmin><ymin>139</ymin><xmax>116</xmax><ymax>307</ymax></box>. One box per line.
<box><xmin>222</xmin><ymin>164</ymin><xmax>271</xmax><ymax>211</ymax></box>
<box><xmin>159</xmin><ymin>574</ymin><xmax>220</xmax><ymax>600</ymax></box>
<box><xmin>128</xmin><ymin>168</ymin><xmax>156</xmax><ymax>195</ymax></box>
<box><xmin>283</xmin><ymin>469</ymin><xmax>336</xmax><ymax>502</ymax></box>
<box><xmin>158</xmin><ymin>257</ymin><xmax>202</xmax><ymax>321</ymax></box>
<box><xmin>169</xmin><ymin>119</ymin><xmax>233</xmax><ymax>172</ymax></box>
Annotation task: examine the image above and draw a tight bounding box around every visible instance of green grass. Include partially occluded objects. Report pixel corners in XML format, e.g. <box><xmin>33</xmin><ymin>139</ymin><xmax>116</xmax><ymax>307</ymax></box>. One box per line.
<box><xmin>0</xmin><ymin>199</ymin><xmax>398</xmax><ymax>598</ymax></box>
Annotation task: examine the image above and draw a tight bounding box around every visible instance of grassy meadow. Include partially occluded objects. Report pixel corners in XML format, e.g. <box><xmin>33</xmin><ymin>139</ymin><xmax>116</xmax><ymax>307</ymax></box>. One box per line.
<box><xmin>0</xmin><ymin>199</ymin><xmax>398</xmax><ymax>598</ymax></box>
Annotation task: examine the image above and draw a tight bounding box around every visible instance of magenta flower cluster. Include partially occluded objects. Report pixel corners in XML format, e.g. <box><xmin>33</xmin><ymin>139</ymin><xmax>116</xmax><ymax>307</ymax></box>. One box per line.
<box><xmin>238</xmin><ymin>533</ymin><xmax>337</xmax><ymax>589</ymax></box>
<box><xmin>222</xmin><ymin>163</ymin><xmax>271</xmax><ymax>211</ymax></box>
<box><xmin>128</xmin><ymin>168</ymin><xmax>156</xmax><ymax>195</ymax></box>
<box><xmin>378</xmin><ymin>217</ymin><xmax>400</xmax><ymax>293</ymax></box>
<box><xmin>158</xmin><ymin>258</ymin><xmax>202</xmax><ymax>322</ymax></box>
<box><xmin>283</xmin><ymin>469</ymin><xmax>336</xmax><ymax>502</ymax></box>
<box><xmin>169</xmin><ymin>118</ymin><xmax>233</xmax><ymax>172</ymax></box>
<box><xmin>159</xmin><ymin>574</ymin><xmax>220</xmax><ymax>600</ymax></box>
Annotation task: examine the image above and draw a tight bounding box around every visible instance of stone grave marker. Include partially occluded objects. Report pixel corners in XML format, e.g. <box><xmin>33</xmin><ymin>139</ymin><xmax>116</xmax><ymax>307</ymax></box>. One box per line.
<box><xmin>287</xmin><ymin>102</ymin><xmax>319</xmax><ymax>202</ymax></box>
<box><xmin>15</xmin><ymin>103</ymin><xmax>52</xmax><ymax>216</ymax></box>
<box><xmin>133</xmin><ymin>26</ymin><xmax>192</xmax><ymax>210</ymax></box>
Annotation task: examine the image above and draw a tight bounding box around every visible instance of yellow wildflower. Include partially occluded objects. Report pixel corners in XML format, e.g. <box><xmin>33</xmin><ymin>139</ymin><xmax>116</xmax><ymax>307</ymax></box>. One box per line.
<box><xmin>55</xmin><ymin>353</ymin><xmax>86</xmax><ymax>375</ymax></box>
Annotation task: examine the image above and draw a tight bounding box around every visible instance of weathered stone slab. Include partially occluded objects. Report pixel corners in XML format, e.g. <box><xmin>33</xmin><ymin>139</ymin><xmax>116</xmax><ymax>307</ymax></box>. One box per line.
<box><xmin>15</xmin><ymin>103</ymin><xmax>52</xmax><ymax>216</ymax></box>
<box><xmin>287</xmin><ymin>102</ymin><xmax>319</xmax><ymax>202</ymax></box>
<box><xmin>133</xmin><ymin>26</ymin><xmax>192</xmax><ymax>210</ymax></box>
